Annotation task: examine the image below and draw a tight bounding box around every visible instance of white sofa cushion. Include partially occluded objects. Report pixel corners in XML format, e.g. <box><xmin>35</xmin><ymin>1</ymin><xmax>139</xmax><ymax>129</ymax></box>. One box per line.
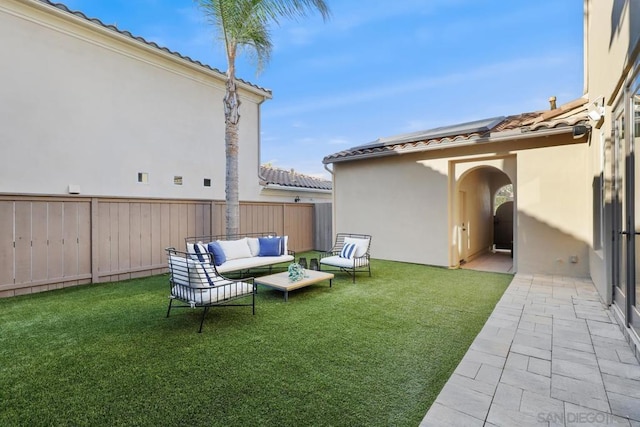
<box><xmin>218</xmin><ymin>238</ymin><xmax>252</xmax><ymax>260</ymax></box>
<box><xmin>216</xmin><ymin>254</ymin><xmax>294</xmax><ymax>274</ymax></box>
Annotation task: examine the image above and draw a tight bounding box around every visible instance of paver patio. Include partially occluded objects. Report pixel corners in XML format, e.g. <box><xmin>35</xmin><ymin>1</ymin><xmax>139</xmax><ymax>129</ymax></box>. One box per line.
<box><xmin>420</xmin><ymin>273</ymin><xmax>640</xmax><ymax>426</ymax></box>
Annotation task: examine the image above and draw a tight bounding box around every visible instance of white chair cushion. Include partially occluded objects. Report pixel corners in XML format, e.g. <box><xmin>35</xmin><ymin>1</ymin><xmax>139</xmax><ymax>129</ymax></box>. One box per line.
<box><xmin>320</xmin><ymin>255</ymin><xmax>369</xmax><ymax>269</ymax></box>
<box><xmin>171</xmin><ymin>281</ymin><xmax>253</xmax><ymax>304</ymax></box>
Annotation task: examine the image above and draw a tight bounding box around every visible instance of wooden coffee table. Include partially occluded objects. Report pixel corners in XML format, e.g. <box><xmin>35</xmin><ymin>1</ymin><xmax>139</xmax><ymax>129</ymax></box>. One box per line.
<box><xmin>255</xmin><ymin>269</ymin><xmax>334</xmax><ymax>301</ymax></box>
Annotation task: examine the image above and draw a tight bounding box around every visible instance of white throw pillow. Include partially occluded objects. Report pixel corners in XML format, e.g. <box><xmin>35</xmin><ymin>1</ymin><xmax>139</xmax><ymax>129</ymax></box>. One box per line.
<box><xmin>246</xmin><ymin>238</ymin><xmax>260</xmax><ymax>257</ymax></box>
<box><xmin>343</xmin><ymin>237</ymin><xmax>369</xmax><ymax>258</ymax></box>
<box><xmin>217</xmin><ymin>238</ymin><xmax>252</xmax><ymax>260</ymax></box>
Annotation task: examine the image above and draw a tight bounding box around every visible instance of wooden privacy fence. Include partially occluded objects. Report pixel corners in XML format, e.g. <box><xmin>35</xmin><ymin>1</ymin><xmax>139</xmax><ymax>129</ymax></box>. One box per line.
<box><xmin>0</xmin><ymin>196</ymin><xmax>318</xmax><ymax>298</ymax></box>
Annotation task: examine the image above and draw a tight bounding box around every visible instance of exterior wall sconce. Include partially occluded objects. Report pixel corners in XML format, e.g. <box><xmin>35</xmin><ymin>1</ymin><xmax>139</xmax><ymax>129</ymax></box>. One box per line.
<box><xmin>294</xmin><ymin>196</ymin><xmax>300</xmax><ymax>203</ymax></box>
<box><xmin>572</xmin><ymin>125</ymin><xmax>589</xmax><ymax>139</ymax></box>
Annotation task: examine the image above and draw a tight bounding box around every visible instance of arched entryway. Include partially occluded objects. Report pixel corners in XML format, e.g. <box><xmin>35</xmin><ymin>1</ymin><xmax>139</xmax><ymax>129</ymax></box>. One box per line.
<box><xmin>453</xmin><ymin>163</ymin><xmax>515</xmax><ymax>273</ymax></box>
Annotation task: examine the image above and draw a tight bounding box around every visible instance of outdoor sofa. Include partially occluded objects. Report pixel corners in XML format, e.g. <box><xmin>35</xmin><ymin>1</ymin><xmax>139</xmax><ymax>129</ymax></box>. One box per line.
<box><xmin>185</xmin><ymin>232</ymin><xmax>295</xmax><ymax>276</ymax></box>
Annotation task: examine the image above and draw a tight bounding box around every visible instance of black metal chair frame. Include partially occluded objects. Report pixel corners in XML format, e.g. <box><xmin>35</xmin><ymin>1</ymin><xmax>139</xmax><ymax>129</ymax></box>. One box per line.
<box><xmin>318</xmin><ymin>233</ymin><xmax>372</xmax><ymax>283</ymax></box>
<box><xmin>165</xmin><ymin>247</ymin><xmax>256</xmax><ymax>333</ymax></box>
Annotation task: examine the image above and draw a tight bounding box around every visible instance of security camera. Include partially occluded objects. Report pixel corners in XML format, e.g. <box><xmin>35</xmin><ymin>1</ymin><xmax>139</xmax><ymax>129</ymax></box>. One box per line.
<box><xmin>588</xmin><ymin>109</ymin><xmax>603</xmax><ymax>121</ymax></box>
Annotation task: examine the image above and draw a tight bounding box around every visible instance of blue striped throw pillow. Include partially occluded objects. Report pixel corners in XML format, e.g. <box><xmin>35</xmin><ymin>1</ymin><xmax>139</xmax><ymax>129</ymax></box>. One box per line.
<box><xmin>340</xmin><ymin>242</ymin><xmax>357</xmax><ymax>259</ymax></box>
<box><xmin>192</xmin><ymin>242</ymin><xmax>208</xmax><ymax>262</ymax></box>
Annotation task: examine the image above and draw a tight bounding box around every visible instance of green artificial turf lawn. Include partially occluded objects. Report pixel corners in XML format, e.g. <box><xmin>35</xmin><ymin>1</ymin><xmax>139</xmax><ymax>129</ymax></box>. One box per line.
<box><xmin>0</xmin><ymin>256</ymin><xmax>512</xmax><ymax>427</ymax></box>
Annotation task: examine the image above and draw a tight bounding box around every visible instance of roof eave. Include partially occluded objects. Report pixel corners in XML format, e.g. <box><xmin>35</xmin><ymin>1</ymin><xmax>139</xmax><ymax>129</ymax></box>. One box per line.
<box><xmin>30</xmin><ymin>0</ymin><xmax>272</xmax><ymax>99</ymax></box>
<box><xmin>323</xmin><ymin>125</ymin><xmax>590</xmax><ymax>164</ymax></box>
<box><xmin>261</xmin><ymin>183</ymin><xmax>332</xmax><ymax>194</ymax></box>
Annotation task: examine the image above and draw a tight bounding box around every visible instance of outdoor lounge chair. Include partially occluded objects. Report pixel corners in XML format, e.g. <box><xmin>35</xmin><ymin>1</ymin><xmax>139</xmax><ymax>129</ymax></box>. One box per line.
<box><xmin>165</xmin><ymin>247</ymin><xmax>256</xmax><ymax>333</ymax></box>
<box><xmin>318</xmin><ymin>233</ymin><xmax>371</xmax><ymax>283</ymax></box>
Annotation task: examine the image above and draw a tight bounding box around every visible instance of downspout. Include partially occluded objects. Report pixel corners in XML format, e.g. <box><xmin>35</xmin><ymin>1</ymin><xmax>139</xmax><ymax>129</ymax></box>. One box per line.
<box><xmin>324</xmin><ymin>162</ymin><xmax>336</xmax><ymax>243</ymax></box>
<box><xmin>256</xmin><ymin>95</ymin><xmax>270</xmax><ymax>183</ymax></box>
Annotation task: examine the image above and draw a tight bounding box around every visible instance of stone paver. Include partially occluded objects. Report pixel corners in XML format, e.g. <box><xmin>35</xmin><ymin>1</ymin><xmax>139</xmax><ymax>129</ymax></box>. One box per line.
<box><xmin>420</xmin><ymin>273</ymin><xmax>640</xmax><ymax>426</ymax></box>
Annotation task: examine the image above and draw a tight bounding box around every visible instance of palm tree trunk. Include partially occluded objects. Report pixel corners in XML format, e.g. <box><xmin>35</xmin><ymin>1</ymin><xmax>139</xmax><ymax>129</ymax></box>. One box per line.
<box><xmin>224</xmin><ymin>74</ymin><xmax>241</xmax><ymax>237</ymax></box>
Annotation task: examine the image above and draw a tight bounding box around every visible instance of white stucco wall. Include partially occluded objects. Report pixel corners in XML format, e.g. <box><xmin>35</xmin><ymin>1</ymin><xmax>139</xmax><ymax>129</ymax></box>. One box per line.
<box><xmin>332</xmin><ymin>155</ymin><xmax>450</xmax><ymax>266</ymax></box>
<box><xmin>0</xmin><ymin>0</ymin><xmax>270</xmax><ymax>200</ymax></box>
<box><xmin>517</xmin><ymin>143</ymin><xmax>590</xmax><ymax>277</ymax></box>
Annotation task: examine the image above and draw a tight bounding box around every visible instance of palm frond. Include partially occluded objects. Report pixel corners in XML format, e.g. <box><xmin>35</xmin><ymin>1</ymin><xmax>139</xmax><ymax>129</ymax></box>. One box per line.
<box><xmin>197</xmin><ymin>0</ymin><xmax>329</xmax><ymax>74</ymax></box>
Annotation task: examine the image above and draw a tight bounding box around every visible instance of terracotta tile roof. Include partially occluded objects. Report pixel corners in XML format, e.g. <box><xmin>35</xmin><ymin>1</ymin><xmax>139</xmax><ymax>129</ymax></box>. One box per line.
<box><xmin>36</xmin><ymin>0</ymin><xmax>271</xmax><ymax>96</ymax></box>
<box><xmin>323</xmin><ymin>98</ymin><xmax>589</xmax><ymax>164</ymax></box>
<box><xmin>260</xmin><ymin>166</ymin><xmax>332</xmax><ymax>191</ymax></box>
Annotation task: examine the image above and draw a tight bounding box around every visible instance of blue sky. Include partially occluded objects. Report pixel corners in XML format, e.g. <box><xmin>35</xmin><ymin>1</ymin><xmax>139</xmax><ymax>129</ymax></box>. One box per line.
<box><xmin>62</xmin><ymin>0</ymin><xmax>584</xmax><ymax>179</ymax></box>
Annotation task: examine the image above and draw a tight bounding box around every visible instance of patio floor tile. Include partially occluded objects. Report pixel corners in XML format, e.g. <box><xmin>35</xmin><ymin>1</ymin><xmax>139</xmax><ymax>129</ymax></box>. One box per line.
<box><xmin>500</xmin><ymin>367</ymin><xmax>551</xmax><ymax>396</ymax></box>
<box><xmin>602</xmin><ymin>373</ymin><xmax>640</xmax><ymax>399</ymax></box>
<box><xmin>504</xmin><ymin>352</ymin><xmax>528</xmax><ymax>371</ymax></box>
<box><xmin>491</xmin><ymin>382</ymin><xmax>522</xmax><ymax>410</ymax></box>
<box><xmin>433</xmin><ymin>378</ymin><xmax>493</xmax><ymax>420</ymax></box>
<box><xmin>419</xmin><ymin>402</ymin><xmax>484</xmax><ymax>427</ymax></box>
<box><xmin>587</xmin><ymin>319</ymin><xmax>629</xmax><ymax>341</ymax></box>
<box><xmin>552</xmin><ymin>358</ymin><xmax>603</xmax><ymax>383</ymax></box>
<box><xmin>519</xmin><ymin>390</ymin><xmax>564</xmax><ymax>420</ymax></box>
<box><xmin>446</xmin><ymin>372</ymin><xmax>497</xmax><ymax>396</ymax></box>
<box><xmin>608</xmin><ymin>391</ymin><xmax>640</xmax><ymax>421</ymax></box>
<box><xmin>485</xmin><ymin>402</ymin><xmax>542</xmax><ymax>427</ymax></box>
<box><xmin>461</xmin><ymin>349</ymin><xmax>506</xmax><ymax>369</ymax></box>
<box><xmin>527</xmin><ymin>357</ymin><xmax>551</xmax><ymax>377</ymax></box>
<box><xmin>550</xmin><ymin>373</ymin><xmax>610</xmax><ymax>413</ymax></box>
<box><xmin>598</xmin><ymin>358</ymin><xmax>640</xmax><ymax>381</ymax></box>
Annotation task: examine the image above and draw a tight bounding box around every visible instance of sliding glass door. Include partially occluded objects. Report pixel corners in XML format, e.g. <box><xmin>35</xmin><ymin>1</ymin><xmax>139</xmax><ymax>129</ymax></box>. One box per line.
<box><xmin>632</xmin><ymin>77</ymin><xmax>640</xmax><ymax>333</ymax></box>
<box><xmin>613</xmin><ymin>71</ymin><xmax>640</xmax><ymax>335</ymax></box>
<box><xmin>613</xmin><ymin>105</ymin><xmax>628</xmax><ymax>315</ymax></box>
